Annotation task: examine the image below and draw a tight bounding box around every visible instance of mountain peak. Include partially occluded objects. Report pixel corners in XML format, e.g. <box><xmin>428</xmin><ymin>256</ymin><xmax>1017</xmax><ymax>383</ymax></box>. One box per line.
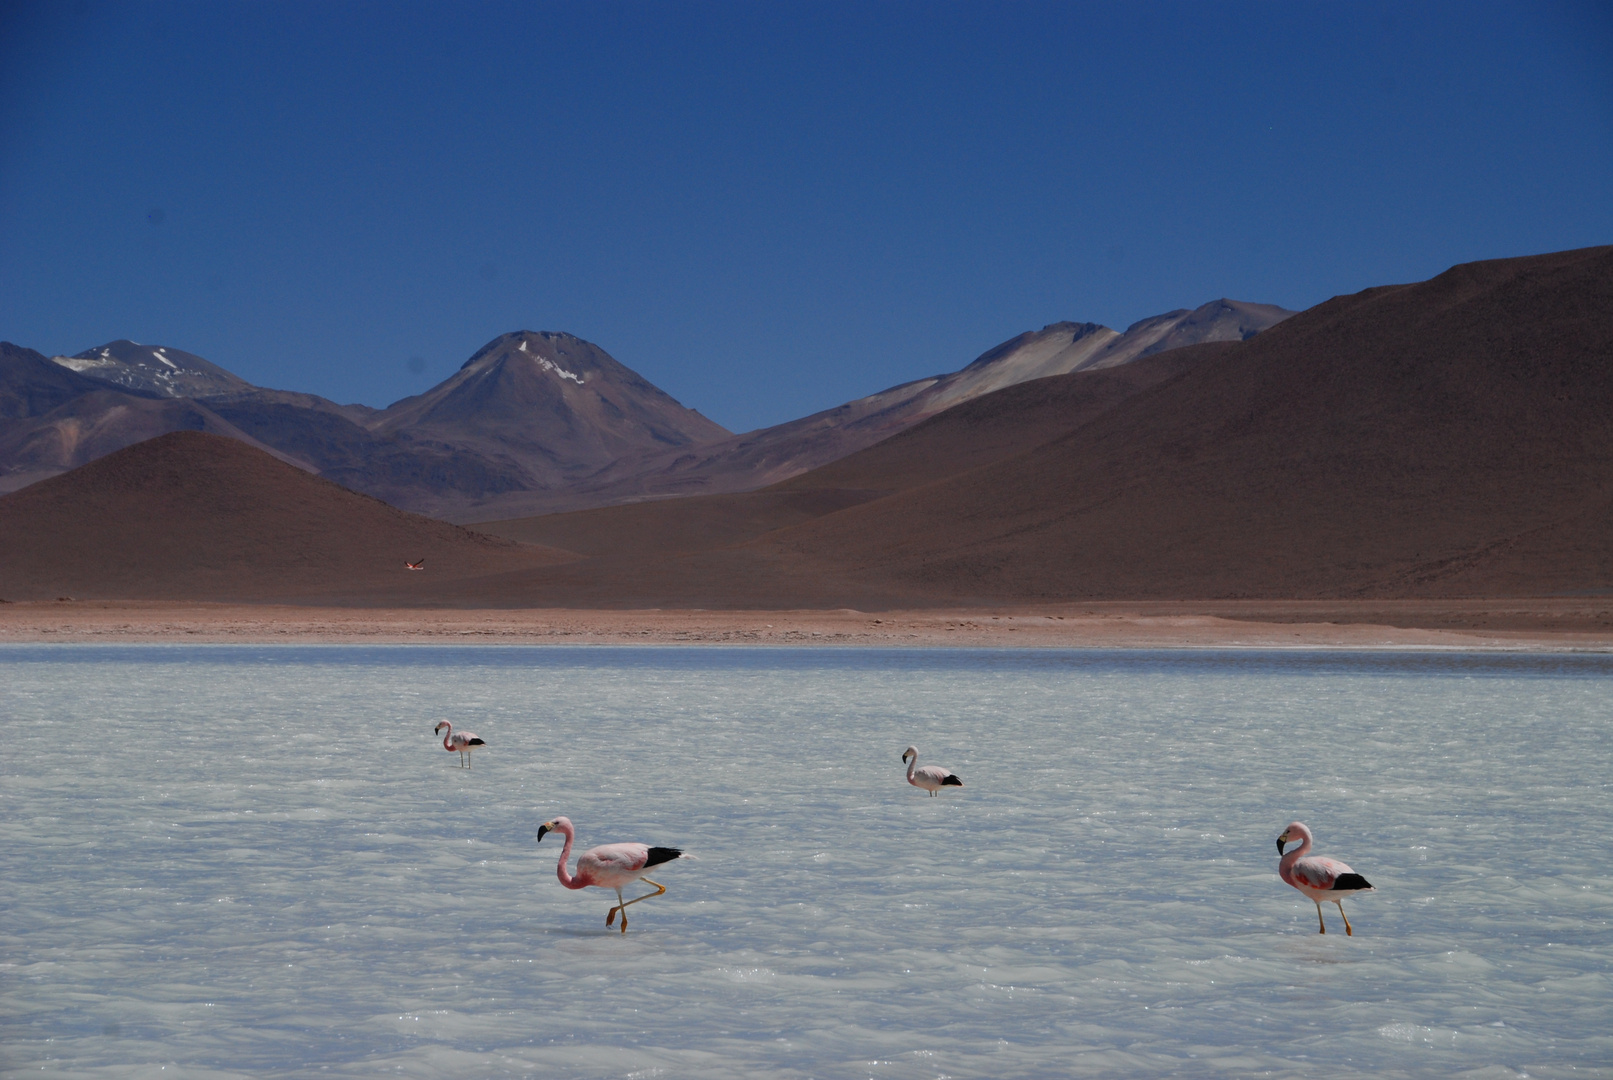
<box><xmin>373</xmin><ymin>330</ymin><xmax>730</xmax><ymax>492</ymax></box>
<box><xmin>52</xmin><ymin>340</ymin><xmax>253</xmax><ymax>399</ymax></box>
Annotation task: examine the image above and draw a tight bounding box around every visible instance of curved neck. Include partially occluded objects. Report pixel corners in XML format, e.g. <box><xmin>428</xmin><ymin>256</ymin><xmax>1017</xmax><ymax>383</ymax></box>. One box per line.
<box><xmin>905</xmin><ymin>752</ymin><xmax>917</xmax><ymax>782</ymax></box>
<box><xmin>1279</xmin><ymin>831</ymin><xmax>1312</xmax><ymax>873</ymax></box>
<box><xmin>440</xmin><ymin>726</ymin><xmax>454</xmax><ymax>751</ymax></box>
<box><xmin>553</xmin><ymin>824</ymin><xmax>582</xmax><ymax>889</ymax></box>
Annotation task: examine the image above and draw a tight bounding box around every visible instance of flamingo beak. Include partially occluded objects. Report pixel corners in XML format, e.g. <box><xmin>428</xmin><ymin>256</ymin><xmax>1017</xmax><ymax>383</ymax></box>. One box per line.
<box><xmin>537</xmin><ymin>823</ymin><xmax>552</xmax><ymax>841</ymax></box>
<box><xmin>1276</xmin><ymin>835</ymin><xmax>1287</xmax><ymax>854</ymax></box>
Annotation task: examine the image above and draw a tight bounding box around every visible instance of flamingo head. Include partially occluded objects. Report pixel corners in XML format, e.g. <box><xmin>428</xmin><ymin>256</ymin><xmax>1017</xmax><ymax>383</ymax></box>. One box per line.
<box><xmin>433</xmin><ymin>721</ymin><xmax>450</xmax><ymax>735</ymax></box>
<box><xmin>1276</xmin><ymin>821</ymin><xmax>1310</xmax><ymax>854</ymax></box>
<box><xmin>536</xmin><ymin>816</ymin><xmax>572</xmax><ymax>843</ymax></box>
<box><xmin>902</xmin><ymin>745</ymin><xmax>918</xmax><ymax>764</ymax></box>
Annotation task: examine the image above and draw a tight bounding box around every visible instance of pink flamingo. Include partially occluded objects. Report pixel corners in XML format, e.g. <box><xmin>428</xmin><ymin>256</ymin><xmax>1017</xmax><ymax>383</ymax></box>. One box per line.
<box><xmin>536</xmin><ymin>816</ymin><xmax>682</xmax><ymax>933</ymax></box>
<box><xmin>433</xmin><ymin>721</ymin><xmax>485</xmax><ymax>768</ymax></box>
<box><xmin>405</xmin><ymin>559</ymin><xmax>425</xmax><ymax>570</ymax></box>
<box><xmin>1276</xmin><ymin>821</ymin><xmax>1375</xmax><ymax>935</ymax></box>
<box><xmin>902</xmin><ymin>745</ymin><xmax>963</xmax><ymax>795</ymax></box>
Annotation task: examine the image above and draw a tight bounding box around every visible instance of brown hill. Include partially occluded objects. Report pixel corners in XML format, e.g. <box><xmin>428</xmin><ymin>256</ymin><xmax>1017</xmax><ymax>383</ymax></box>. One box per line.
<box><xmin>0</xmin><ymin>389</ymin><xmax>317</xmax><ymax>495</ymax></box>
<box><xmin>0</xmin><ymin>431</ymin><xmax>569</xmax><ymax>603</ymax></box>
<box><xmin>753</xmin><ymin>244</ymin><xmax>1613</xmax><ymax>601</ymax></box>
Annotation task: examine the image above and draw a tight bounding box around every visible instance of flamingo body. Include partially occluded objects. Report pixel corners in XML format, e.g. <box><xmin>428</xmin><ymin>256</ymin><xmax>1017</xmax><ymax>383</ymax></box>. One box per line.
<box><xmin>537</xmin><ymin>816</ymin><xmax>681</xmax><ymax>933</ymax></box>
<box><xmin>1277</xmin><ymin>821</ymin><xmax>1374</xmax><ymax>935</ymax></box>
<box><xmin>433</xmin><ymin>721</ymin><xmax>485</xmax><ymax>768</ymax></box>
<box><xmin>902</xmin><ymin>745</ymin><xmax>963</xmax><ymax>795</ymax></box>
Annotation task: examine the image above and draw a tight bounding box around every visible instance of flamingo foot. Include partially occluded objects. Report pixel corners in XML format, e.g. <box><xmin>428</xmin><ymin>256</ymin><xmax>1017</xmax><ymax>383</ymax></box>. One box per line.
<box><xmin>1338</xmin><ymin>902</ymin><xmax>1354</xmax><ymax>936</ymax></box>
<box><xmin>607</xmin><ymin>907</ymin><xmax>617</xmax><ymax>927</ymax></box>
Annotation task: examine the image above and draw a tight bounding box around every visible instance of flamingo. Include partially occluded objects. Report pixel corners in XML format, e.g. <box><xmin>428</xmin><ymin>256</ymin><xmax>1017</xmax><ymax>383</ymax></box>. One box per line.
<box><xmin>1276</xmin><ymin>821</ymin><xmax>1375</xmax><ymax>935</ymax></box>
<box><xmin>536</xmin><ymin>816</ymin><xmax>682</xmax><ymax>933</ymax></box>
<box><xmin>405</xmin><ymin>559</ymin><xmax>425</xmax><ymax>570</ymax></box>
<box><xmin>902</xmin><ymin>745</ymin><xmax>963</xmax><ymax>795</ymax></box>
<box><xmin>433</xmin><ymin>720</ymin><xmax>485</xmax><ymax>768</ymax></box>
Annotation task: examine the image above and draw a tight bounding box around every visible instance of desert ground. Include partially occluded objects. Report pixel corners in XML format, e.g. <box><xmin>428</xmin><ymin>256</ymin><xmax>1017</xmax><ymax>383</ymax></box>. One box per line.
<box><xmin>3</xmin><ymin>598</ymin><xmax>1610</xmax><ymax>649</ymax></box>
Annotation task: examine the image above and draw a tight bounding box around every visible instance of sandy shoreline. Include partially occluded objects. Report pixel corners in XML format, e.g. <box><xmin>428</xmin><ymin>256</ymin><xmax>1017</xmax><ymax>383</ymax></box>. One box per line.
<box><xmin>2</xmin><ymin>599</ymin><xmax>1611</xmax><ymax>650</ymax></box>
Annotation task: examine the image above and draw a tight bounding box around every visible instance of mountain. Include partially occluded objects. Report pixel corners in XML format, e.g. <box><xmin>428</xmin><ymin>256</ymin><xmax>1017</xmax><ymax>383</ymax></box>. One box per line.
<box><xmin>0</xmin><ymin>331</ymin><xmax>730</xmax><ymax>516</ymax></box>
<box><xmin>470</xmin><ymin>299</ymin><xmax>1292</xmax><ymax>518</ymax></box>
<box><xmin>0</xmin><ymin>431</ymin><xmax>568</xmax><ymax>603</ymax></box>
<box><xmin>367</xmin><ymin>331</ymin><xmax>730</xmax><ymax>502</ymax></box>
<box><xmin>51</xmin><ymin>339</ymin><xmax>255</xmax><ymax>398</ymax></box>
<box><xmin>464</xmin><ymin>246</ymin><xmax>1613</xmax><ymax>607</ymax></box>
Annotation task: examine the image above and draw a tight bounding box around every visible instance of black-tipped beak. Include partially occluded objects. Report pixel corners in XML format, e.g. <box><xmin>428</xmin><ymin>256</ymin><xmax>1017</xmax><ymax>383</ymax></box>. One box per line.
<box><xmin>537</xmin><ymin>823</ymin><xmax>551</xmax><ymax>842</ymax></box>
<box><xmin>1276</xmin><ymin>836</ymin><xmax>1286</xmax><ymax>854</ymax></box>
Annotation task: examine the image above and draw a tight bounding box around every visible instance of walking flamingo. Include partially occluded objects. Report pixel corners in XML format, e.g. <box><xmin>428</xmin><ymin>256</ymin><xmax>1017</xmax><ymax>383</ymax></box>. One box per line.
<box><xmin>902</xmin><ymin>745</ymin><xmax>963</xmax><ymax>795</ymax></box>
<box><xmin>536</xmin><ymin>816</ymin><xmax>682</xmax><ymax>933</ymax></box>
<box><xmin>433</xmin><ymin>721</ymin><xmax>485</xmax><ymax>768</ymax></box>
<box><xmin>1276</xmin><ymin>821</ymin><xmax>1375</xmax><ymax>935</ymax></box>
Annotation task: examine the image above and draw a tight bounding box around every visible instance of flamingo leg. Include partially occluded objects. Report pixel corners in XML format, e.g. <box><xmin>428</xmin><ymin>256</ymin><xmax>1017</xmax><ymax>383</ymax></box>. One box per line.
<box><xmin>1314</xmin><ymin>900</ymin><xmax>1327</xmax><ymax>934</ymax></box>
<box><xmin>1335</xmin><ymin>900</ymin><xmax>1353</xmax><ymax>936</ymax></box>
<box><xmin>606</xmin><ymin>878</ymin><xmax>668</xmax><ymax>933</ymax></box>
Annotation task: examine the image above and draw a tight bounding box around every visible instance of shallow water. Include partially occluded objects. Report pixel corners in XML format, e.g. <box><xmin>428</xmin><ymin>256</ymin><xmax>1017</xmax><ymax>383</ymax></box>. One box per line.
<box><xmin>2</xmin><ymin>646</ymin><xmax>1610</xmax><ymax>1079</ymax></box>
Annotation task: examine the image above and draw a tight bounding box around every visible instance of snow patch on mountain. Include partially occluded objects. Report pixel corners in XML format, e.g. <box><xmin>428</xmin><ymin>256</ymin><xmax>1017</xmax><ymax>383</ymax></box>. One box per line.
<box><xmin>536</xmin><ymin>356</ymin><xmax>585</xmax><ymax>384</ymax></box>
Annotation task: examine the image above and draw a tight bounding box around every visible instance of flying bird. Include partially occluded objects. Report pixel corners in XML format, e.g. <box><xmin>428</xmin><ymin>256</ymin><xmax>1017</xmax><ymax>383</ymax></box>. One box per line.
<box><xmin>902</xmin><ymin>745</ymin><xmax>963</xmax><ymax>795</ymax></box>
<box><xmin>536</xmin><ymin>816</ymin><xmax>682</xmax><ymax>933</ymax></box>
<box><xmin>405</xmin><ymin>559</ymin><xmax>425</xmax><ymax>570</ymax></box>
<box><xmin>433</xmin><ymin>720</ymin><xmax>485</xmax><ymax>768</ymax></box>
<box><xmin>1276</xmin><ymin>821</ymin><xmax>1375</xmax><ymax>935</ymax></box>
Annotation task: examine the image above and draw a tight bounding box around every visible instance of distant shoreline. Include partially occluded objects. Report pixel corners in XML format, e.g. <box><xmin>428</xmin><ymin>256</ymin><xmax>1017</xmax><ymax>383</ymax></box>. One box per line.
<box><xmin>1</xmin><ymin>599</ymin><xmax>1609</xmax><ymax>651</ymax></box>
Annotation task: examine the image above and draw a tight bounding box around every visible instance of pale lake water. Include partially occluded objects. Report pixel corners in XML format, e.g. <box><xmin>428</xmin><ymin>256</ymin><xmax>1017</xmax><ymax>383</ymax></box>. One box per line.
<box><xmin>2</xmin><ymin>646</ymin><xmax>1611</xmax><ymax>1080</ymax></box>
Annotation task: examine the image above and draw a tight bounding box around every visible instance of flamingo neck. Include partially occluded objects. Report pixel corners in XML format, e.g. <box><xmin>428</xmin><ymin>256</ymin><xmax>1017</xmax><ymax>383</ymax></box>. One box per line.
<box><xmin>553</xmin><ymin>825</ymin><xmax>583</xmax><ymax>889</ymax></box>
<box><xmin>905</xmin><ymin>753</ymin><xmax>917</xmax><ymax>782</ymax></box>
<box><xmin>1279</xmin><ymin>830</ymin><xmax>1312</xmax><ymax>878</ymax></box>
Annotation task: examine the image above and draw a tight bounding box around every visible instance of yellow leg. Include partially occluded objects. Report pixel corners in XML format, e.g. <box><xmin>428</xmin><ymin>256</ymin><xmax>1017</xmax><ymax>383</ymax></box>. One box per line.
<box><xmin>1315</xmin><ymin>901</ymin><xmax>1327</xmax><ymax>934</ymax></box>
<box><xmin>1336</xmin><ymin>901</ymin><xmax>1353</xmax><ymax>936</ymax></box>
<box><xmin>606</xmin><ymin>879</ymin><xmax>668</xmax><ymax>933</ymax></box>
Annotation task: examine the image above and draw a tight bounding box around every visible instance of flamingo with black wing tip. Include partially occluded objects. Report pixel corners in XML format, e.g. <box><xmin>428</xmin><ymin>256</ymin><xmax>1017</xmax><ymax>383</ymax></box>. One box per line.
<box><xmin>537</xmin><ymin>816</ymin><xmax>682</xmax><ymax>933</ymax></box>
<box><xmin>902</xmin><ymin>745</ymin><xmax>963</xmax><ymax>795</ymax></box>
<box><xmin>405</xmin><ymin>559</ymin><xmax>425</xmax><ymax>570</ymax></box>
<box><xmin>433</xmin><ymin>721</ymin><xmax>484</xmax><ymax>768</ymax></box>
<box><xmin>1276</xmin><ymin>821</ymin><xmax>1375</xmax><ymax>935</ymax></box>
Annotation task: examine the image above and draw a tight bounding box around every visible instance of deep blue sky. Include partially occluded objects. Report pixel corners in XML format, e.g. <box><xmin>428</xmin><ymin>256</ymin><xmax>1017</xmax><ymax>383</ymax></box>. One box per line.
<box><xmin>2</xmin><ymin>2</ymin><xmax>1610</xmax><ymax>432</ymax></box>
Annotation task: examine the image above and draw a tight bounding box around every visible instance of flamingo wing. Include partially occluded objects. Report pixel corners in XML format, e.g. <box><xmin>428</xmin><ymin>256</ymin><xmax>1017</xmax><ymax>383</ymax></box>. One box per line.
<box><xmin>916</xmin><ymin>765</ymin><xmax>958</xmax><ymax>785</ymax></box>
<box><xmin>1291</xmin><ymin>855</ymin><xmax>1354</xmax><ymax>890</ymax></box>
<box><xmin>580</xmin><ymin>842</ymin><xmax>651</xmax><ymax>876</ymax></box>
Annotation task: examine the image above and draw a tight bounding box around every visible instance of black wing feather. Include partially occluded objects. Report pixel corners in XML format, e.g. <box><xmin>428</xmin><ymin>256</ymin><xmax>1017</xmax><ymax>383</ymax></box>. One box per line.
<box><xmin>644</xmin><ymin>846</ymin><xmax>682</xmax><ymax>867</ymax></box>
<box><xmin>941</xmin><ymin>774</ymin><xmax>964</xmax><ymax>786</ymax></box>
<box><xmin>466</xmin><ymin>737</ymin><xmax>486</xmax><ymax>745</ymax></box>
<box><xmin>1331</xmin><ymin>872</ymin><xmax>1372</xmax><ymax>891</ymax></box>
